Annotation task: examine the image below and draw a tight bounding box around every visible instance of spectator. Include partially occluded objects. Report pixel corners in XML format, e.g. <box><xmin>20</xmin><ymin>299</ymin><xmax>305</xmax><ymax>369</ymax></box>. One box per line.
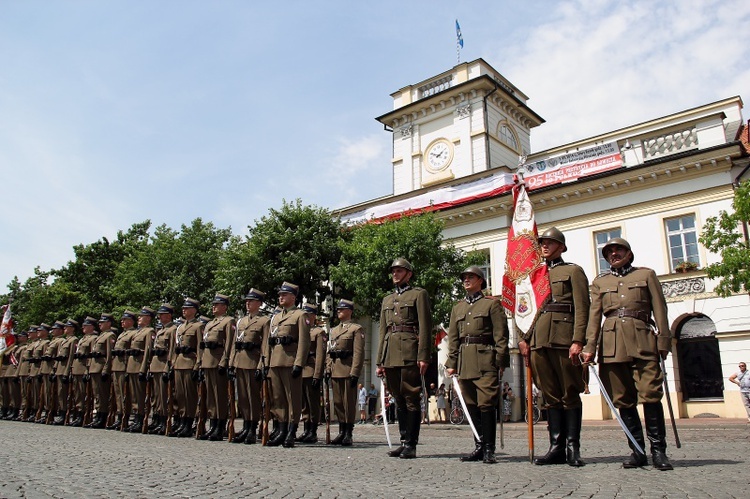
<box><xmin>729</xmin><ymin>361</ymin><xmax>750</xmax><ymax>422</ymax></box>
<box><xmin>435</xmin><ymin>383</ymin><xmax>447</xmax><ymax>423</ymax></box>
<box><xmin>358</xmin><ymin>383</ymin><xmax>367</xmax><ymax>424</ymax></box>
<box><xmin>367</xmin><ymin>383</ymin><xmax>378</xmax><ymax>422</ymax></box>
<box><xmin>502</xmin><ymin>382</ymin><xmax>514</xmax><ymax>422</ymax></box>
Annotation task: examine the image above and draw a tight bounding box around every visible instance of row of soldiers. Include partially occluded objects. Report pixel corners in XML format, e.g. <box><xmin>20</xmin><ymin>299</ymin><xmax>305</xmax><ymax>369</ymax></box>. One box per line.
<box><xmin>0</xmin><ymin>285</ymin><xmax>365</xmax><ymax>448</ymax></box>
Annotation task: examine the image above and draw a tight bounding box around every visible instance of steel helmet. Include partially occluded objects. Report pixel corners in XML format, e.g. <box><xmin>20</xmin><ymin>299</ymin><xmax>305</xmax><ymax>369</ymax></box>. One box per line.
<box><xmin>539</xmin><ymin>227</ymin><xmax>567</xmax><ymax>252</ymax></box>
<box><xmin>460</xmin><ymin>265</ymin><xmax>487</xmax><ymax>289</ymax></box>
<box><xmin>390</xmin><ymin>258</ymin><xmax>413</xmax><ymax>272</ymax></box>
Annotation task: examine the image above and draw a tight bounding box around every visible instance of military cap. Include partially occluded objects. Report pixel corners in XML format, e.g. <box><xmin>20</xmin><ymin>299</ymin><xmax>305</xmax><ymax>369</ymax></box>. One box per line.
<box><xmin>602</xmin><ymin>237</ymin><xmax>634</xmax><ymax>261</ymax></box>
<box><xmin>302</xmin><ymin>303</ymin><xmax>318</xmax><ymax>314</ymax></box>
<box><xmin>121</xmin><ymin>310</ymin><xmax>137</xmax><ymax>321</ymax></box>
<box><xmin>211</xmin><ymin>294</ymin><xmax>230</xmax><ymax>306</ymax></box>
<box><xmin>38</xmin><ymin>323</ymin><xmax>52</xmax><ymax>331</ymax></box>
<box><xmin>390</xmin><ymin>258</ymin><xmax>413</xmax><ymax>272</ymax></box>
<box><xmin>82</xmin><ymin>316</ymin><xmax>98</xmax><ymax>326</ymax></box>
<box><xmin>157</xmin><ymin>303</ymin><xmax>174</xmax><ymax>315</ymax></box>
<box><xmin>460</xmin><ymin>266</ymin><xmax>487</xmax><ymax>289</ymax></box>
<box><xmin>64</xmin><ymin>319</ymin><xmax>79</xmax><ymax>329</ymax></box>
<box><xmin>539</xmin><ymin>227</ymin><xmax>567</xmax><ymax>252</ymax></box>
<box><xmin>139</xmin><ymin>306</ymin><xmax>156</xmax><ymax>317</ymax></box>
<box><xmin>244</xmin><ymin>288</ymin><xmax>266</xmax><ymax>301</ymax></box>
<box><xmin>28</xmin><ymin>325</ymin><xmax>39</xmax><ymax>333</ymax></box>
<box><xmin>336</xmin><ymin>299</ymin><xmax>354</xmax><ymax>310</ymax></box>
<box><xmin>99</xmin><ymin>313</ymin><xmax>115</xmax><ymax>323</ymax></box>
<box><xmin>17</xmin><ymin>331</ymin><xmax>28</xmax><ymax>338</ymax></box>
<box><xmin>199</xmin><ymin>315</ymin><xmax>210</xmax><ymax>324</ymax></box>
<box><xmin>52</xmin><ymin>321</ymin><xmax>66</xmax><ymax>330</ymax></box>
<box><xmin>182</xmin><ymin>298</ymin><xmax>200</xmax><ymax>309</ymax></box>
<box><xmin>278</xmin><ymin>282</ymin><xmax>299</xmax><ymax>296</ymax></box>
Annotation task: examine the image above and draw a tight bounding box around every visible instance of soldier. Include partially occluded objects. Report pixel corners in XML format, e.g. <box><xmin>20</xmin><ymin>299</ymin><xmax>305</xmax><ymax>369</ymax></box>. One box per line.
<box><xmin>85</xmin><ymin>313</ymin><xmax>116</xmax><ymax>429</ymax></box>
<box><xmin>376</xmin><ymin>258</ymin><xmax>432</xmax><ymax>459</ymax></box>
<box><xmin>69</xmin><ymin>317</ymin><xmax>98</xmax><ymax>427</ymax></box>
<box><xmin>146</xmin><ymin>304</ymin><xmax>176</xmax><ymax>435</ymax></box>
<box><xmin>228</xmin><ymin>289</ymin><xmax>270</xmax><ymax>444</ymax></box>
<box><xmin>108</xmin><ymin>311</ymin><xmax>138</xmax><ymax>430</ymax></box>
<box><xmin>264</xmin><ymin>282</ymin><xmax>311</xmax><ymax>447</ymax></box>
<box><xmin>582</xmin><ymin>237</ymin><xmax>674</xmax><ymax>471</ymax></box>
<box><xmin>40</xmin><ymin>321</ymin><xmax>66</xmax><ymax>424</ymax></box>
<box><xmin>516</xmin><ymin>228</ymin><xmax>591</xmax><ymax>467</ymax></box>
<box><xmin>18</xmin><ymin>326</ymin><xmax>38</xmax><ymax>421</ymax></box>
<box><xmin>169</xmin><ymin>298</ymin><xmax>204</xmax><ymax>438</ymax></box>
<box><xmin>325</xmin><ymin>299</ymin><xmax>365</xmax><ymax>447</ymax></box>
<box><xmin>52</xmin><ymin>319</ymin><xmax>78</xmax><ymax>425</ymax></box>
<box><xmin>124</xmin><ymin>307</ymin><xmax>156</xmax><ymax>432</ymax></box>
<box><xmin>8</xmin><ymin>331</ymin><xmax>28</xmax><ymax>421</ymax></box>
<box><xmin>296</xmin><ymin>303</ymin><xmax>326</xmax><ymax>444</ymax></box>
<box><xmin>445</xmin><ymin>266</ymin><xmax>509</xmax><ymax>464</ymax></box>
<box><xmin>30</xmin><ymin>325</ymin><xmax>50</xmax><ymax>422</ymax></box>
<box><xmin>198</xmin><ymin>294</ymin><xmax>234</xmax><ymax>441</ymax></box>
<box><xmin>1</xmin><ymin>333</ymin><xmax>21</xmax><ymax>420</ymax></box>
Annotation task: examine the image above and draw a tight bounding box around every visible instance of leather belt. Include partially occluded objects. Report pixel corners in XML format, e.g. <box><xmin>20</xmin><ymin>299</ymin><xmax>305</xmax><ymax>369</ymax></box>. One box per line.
<box><xmin>269</xmin><ymin>336</ymin><xmax>296</xmax><ymax>346</ymax></box>
<box><xmin>462</xmin><ymin>335</ymin><xmax>494</xmax><ymax>345</ymax></box>
<box><xmin>543</xmin><ymin>303</ymin><xmax>573</xmax><ymax>313</ymax></box>
<box><xmin>152</xmin><ymin>348</ymin><xmax>168</xmax><ymax>356</ymax></box>
<box><xmin>329</xmin><ymin>350</ymin><xmax>352</xmax><ymax>359</ymax></box>
<box><xmin>234</xmin><ymin>342</ymin><xmax>259</xmax><ymax>351</ymax></box>
<box><xmin>387</xmin><ymin>325</ymin><xmax>418</xmax><ymax>333</ymax></box>
<box><xmin>200</xmin><ymin>341</ymin><xmax>223</xmax><ymax>350</ymax></box>
<box><xmin>605</xmin><ymin>308</ymin><xmax>654</xmax><ymax>326</ymax></box>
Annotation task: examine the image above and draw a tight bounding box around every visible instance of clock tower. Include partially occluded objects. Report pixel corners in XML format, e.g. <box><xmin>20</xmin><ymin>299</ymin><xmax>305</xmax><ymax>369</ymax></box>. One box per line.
<box><xmin>376</xmin><ymin>59</ymin><xmax>545</xmax><ymax>196</ymax></box>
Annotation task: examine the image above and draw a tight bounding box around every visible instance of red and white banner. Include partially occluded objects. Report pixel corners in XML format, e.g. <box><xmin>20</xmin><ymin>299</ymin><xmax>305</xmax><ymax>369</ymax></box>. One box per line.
<box><xmin>501</xmin><ymin>180</ymin><xmax>551</xmax><ymax>334</ymax></box>
<box><xmin>522</xmin><ymin>141</ymin><xmax>623</xmax><ymax>191</ymax></box>
<box><xmin>0</xmin><ymin>304</ymin><xmax>14</xmax><ymax>355</ymax></box>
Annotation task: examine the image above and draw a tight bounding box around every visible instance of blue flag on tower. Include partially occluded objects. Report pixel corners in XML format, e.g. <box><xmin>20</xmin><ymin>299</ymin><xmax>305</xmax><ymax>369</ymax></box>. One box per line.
<box><xmin>456</xmin><ymin>19</ymin><xmax>463</xmax><ymax>48</ymax></box>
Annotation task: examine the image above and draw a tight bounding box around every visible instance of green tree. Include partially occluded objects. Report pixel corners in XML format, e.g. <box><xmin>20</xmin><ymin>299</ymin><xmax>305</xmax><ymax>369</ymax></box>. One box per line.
<box><xmin>215</xmin><ymin>199</ymin><xmax>343</xmax><ymax>308</ymax></box>
<box><xmin>699</xmin><ymin>179</ymin><xmax>750</xmax><ymax>296</ymax></box>
<box><xmin>329</xmin><ymin>212</ymin><xmax>483</xmax><ymax>328</ymax></box>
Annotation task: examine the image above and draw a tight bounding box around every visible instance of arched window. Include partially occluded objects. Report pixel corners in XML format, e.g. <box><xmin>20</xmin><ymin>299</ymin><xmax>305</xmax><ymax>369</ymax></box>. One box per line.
<box><xmin>496</xmin><ymin>121</ymin><xmax>519</xmax><ymax>152</ymax></box>
<box><xmin>675</xmin><ymin>314</ymin><xmax>723</xmax><ymax>400</ymax></box>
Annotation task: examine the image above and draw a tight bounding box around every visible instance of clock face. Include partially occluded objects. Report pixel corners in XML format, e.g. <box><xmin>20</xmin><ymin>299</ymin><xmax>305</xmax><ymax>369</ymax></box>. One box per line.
<box><xmin>425</xmin><ymin>140</ymin><xmax>453</xmax><ymax>172</ymax></box>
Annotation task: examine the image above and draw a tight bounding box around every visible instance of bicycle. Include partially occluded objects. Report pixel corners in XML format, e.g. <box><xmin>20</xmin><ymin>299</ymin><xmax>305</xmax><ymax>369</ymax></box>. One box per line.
<box><xmin>449</xmin><ymin>399</ymin><xmax>464</xmax><ymax>425</ymax></box>
<box><xmin>523</xmin><ymin>399</ymin><xmax>541</xmax><ymax>424</ymax></box>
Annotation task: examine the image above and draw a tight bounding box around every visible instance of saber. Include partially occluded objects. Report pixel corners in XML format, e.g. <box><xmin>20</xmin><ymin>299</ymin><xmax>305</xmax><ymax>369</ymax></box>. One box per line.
<box><xmin>498</xmin><ymin>371</ymin><xmax>504</xmax><ymax>449</ymax></box>
<box><xmin>421</xmin><ymin>375</ymin><xmax>430</xmax><ymax>425</ymax></box>
<box><xmin>451</xmin><ymin>375</ymin><xmax>480</xmax><ymax>441</ymax></box>
<box><xmin>659</xmin><ymin>356</ymin><xmax>681</xmax><ymax>448</ymax></box>
<box><xmin>379</xmin><ymin>378</ymin><xmax>392</xmax><ymax>448</ymax></box>
<box><xmin>584</xmin><ymin>358</ymin><xmax>644</xmax><ymax>455</ymax></box>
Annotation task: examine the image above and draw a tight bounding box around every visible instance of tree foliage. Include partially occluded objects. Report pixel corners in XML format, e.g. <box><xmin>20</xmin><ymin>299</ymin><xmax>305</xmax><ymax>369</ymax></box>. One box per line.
<box><xmin>329</xmin><ymin>212</ymin><xmax>483</xmax><ymax>327</ymax></box>
<box><xmin>699</xmin><ymin>179</ymin><xmax>750</xmax><ymax>296</ymax></box>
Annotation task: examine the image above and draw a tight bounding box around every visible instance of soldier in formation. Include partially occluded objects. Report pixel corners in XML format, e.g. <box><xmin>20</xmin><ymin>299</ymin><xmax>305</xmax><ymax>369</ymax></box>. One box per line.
<box><xmin>297</xmin><ymin>303</ymin><xmax>325</xmax><ymax>444</ymax></box>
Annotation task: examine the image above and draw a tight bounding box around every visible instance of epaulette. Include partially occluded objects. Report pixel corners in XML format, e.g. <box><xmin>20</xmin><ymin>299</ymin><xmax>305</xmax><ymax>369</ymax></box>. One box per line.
<box><xmin>595</xmin><ymin>270</ymin><xmax>612</xmax><ymax>279</ymax></box>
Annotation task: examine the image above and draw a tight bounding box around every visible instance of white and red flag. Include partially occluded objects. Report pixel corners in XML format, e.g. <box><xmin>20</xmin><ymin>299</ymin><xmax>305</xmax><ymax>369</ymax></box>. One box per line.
<box><xmin>501</xmin><ymin>178</ymin><xmax>551</xmax><ymax>335</ymax></box>
<box><xmin>0</xmin><ymin>304</ymin><xmax>14</xmax><ymax>355</ymax></box>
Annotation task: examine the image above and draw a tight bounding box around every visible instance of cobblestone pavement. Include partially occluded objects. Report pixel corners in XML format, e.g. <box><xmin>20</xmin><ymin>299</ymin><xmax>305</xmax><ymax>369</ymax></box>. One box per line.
<box><xmin>1</xmin><ymin>418</ymin><xmax>748</xmax><ymax>498</ymax></box>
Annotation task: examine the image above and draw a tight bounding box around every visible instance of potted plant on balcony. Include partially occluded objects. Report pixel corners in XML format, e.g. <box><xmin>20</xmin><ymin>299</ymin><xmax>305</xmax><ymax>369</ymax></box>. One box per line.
<box><xmin>675</xmin><ymin>260</ymin><xmax>699</xmax><ymax>273</ymax></box>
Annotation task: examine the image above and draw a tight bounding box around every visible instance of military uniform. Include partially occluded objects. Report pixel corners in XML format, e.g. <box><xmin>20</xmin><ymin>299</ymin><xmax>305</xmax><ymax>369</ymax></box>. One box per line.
<box><xmin>377</xmin><ymin>259</ymin><xmax>432</xmax><ymax>459</ymax></box>
<box><xmin>228</xmin><ymin>289</ymin><xmax>270</xmax><ymax>444</ymax></box>
<box><xmin>326</xmin><ymin>299</ymin><xmax>365</xmax><ymax>446</ymax></box>
<box><xmin>123</xmin><ymin>307</ymin><xmax>156</xmax><ymax>432</ymax></box>
<box><xmin>146</xmin><ymin>304</ymin><xmax>176</xmax><ymax>435</ymax></box>
<box><xmin>446</xmin><ymin>266</ymin><xmax>509</xmax><ymax>464</ymax></box>
<box><xmin>70</xmin><ymin>318</ymin><xmax>98</xmax><ymax>426</ymax></box>
<box><xmin>52</xmin><ymin>320</ymin><xmax>78</xmax><ymax>425</ymax></box>
<box><xmin>6</xmin><ymin>334</ymin><xmax>26</xmax><ymax>420</ymax></box>
<box><xmin>86</xmin><ymin>315</ymin><xmax>116</xmax><ymax>429</ymax></box>
<box><xmin>297</xmin><ymin>303</ymin><xmax>326</xmax><ymax>444</ymax></box>
<box><xmin>109</xmin><ymin>312</ymin><xmax>137</xmax><ymax>430</ymax></box>
<box><xmin>170</xmin><ymin>300</ymin><xmax>204</xmax><ymax>437</ymax></box>
<box><xmin>264</xmin><ymin>282</ymin><xmax>311</xmax><ymax>447</ymax></box>
<box><xmin>30</xmin><ymin>326</ymin><xmax>50</xmax><ymax>422</ymax></box>
<box><xmin>13</xmin><ymin>332</ymin><xmax>32</xmax><ymax>420</ymax></box>
<box><xmin>1</xmin><ymin>340</ymin><xmax>20</xmax><ymax>419</ymax></box>
<box><xmin>583</xmin><ymin>237</ymin><xmax>673</xmax><ymax>470</ymax></box>
<box><xmin>18</xmin><ymin>328</ymin><xmax>38</xmax><ymax>420</ymax></box>
<box><xmin>40</xmin><ymin>322</ymin><xmax>66</xmax><ymax>423</ymax></box>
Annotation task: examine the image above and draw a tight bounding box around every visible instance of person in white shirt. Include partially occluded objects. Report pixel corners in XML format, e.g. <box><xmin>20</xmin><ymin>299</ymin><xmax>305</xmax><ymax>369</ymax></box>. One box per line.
<box><xmin>729</xmin><ymin>362</ymin><xmax>750</xmax><ymax>422</ymax></box>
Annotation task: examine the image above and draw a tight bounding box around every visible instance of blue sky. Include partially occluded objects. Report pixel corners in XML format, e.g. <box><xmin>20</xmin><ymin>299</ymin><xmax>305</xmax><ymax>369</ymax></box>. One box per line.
<box><xmin>1</xmin><ymin>0</ymin><xmax>749</xmax><ymax>289</ymax></box>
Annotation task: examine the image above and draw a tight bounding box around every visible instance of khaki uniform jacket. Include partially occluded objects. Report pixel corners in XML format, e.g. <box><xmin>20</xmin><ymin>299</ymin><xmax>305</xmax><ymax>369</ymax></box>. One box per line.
<box><xmin>528</xmin><ymin>262</ymin><xmax>590</xmax><ymax>349</ymax></box>
<box><xmin>148</xmin><ymin>323</ymin><xmax>175</xmax><ymax>374</ymax></box>
<box><xmin>15</xmin><ymin>344</ymin><xmax>30</xmax><ymax>377</ymax></box>
<box><xmin>377</xmin><ymin>286</ymin><xmax>432</xmax><ymax>367</ymax></box>
<box><xmin>30</xmin><ymin>339</ymin><xmax>48</xmax><ymax>376</ymax></box>
<box><xmin>127</xmin><ymin>327</ymin><xmax>154</xmax><ymax>375</ymax></box>
<box><xmin>88</xmin><ymin>331</ymin><xmax>115</xmax><ymax>375</ymax></box>
<box><xmin>265</xmin><ymin>309</ymin><xmax>311</xmax><ymax>369</ymax></box>
<box><xmin>326</xmin><ymin>321</ymin><xmax>365</xmax><ymax>379</ymax></box>
<box><xmin>71</xmin><ymin>335</ymin><xmax>97</xmax><ymax>376</ymax></box>
<box><xmin>229</xmin><ymin>314</ymin><xmax>270</xmax><ymax>370</ymax></box>
<box><xmin>200</xmin><ymin>316</ymin><xmax>234</xmax><ymax>370</ymax></box>
<box><xmin>41</xmin><ymin>337</ymin><xmax>63</xmax><ymax>375</ymax></box>
<box><xmin>303</xmin><ymin>326</ymin><xmax>327</xmax><ymax>379</ymax></box>
<box><xmin>112</xmin><ymin>328</ymin><xmax>137</xmax><ymax>373</ymax></box>
<box><xmin>172</xmin><ymin>319</ymin><xmax>203</xmax><ymax>371</ymax></box>
<box><xmin>54</xmin><ymin>336</ymin><xmax>78</xmax><ymax>377</ymax></box>
<box><xmin>1</xmin><ymin>344</ymin><xmax>18</xmax><ymax>377</ymax></box>
<box><xmin>584</xmin><ymin>267</ymin><xmax>671</xmax><ymax>363</ymax></box>
<box><xmin>445</xmin><ymin>296</ymin><xmax>510</xmax><ymax>379</ymax></box>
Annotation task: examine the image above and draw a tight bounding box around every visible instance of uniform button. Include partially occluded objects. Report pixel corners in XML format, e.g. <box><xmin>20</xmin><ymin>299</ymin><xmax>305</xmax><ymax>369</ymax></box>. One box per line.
<box><xmin>621</xmin><ymin>295</ymin><xmax>625</xmax><ymax>298</ymax></box>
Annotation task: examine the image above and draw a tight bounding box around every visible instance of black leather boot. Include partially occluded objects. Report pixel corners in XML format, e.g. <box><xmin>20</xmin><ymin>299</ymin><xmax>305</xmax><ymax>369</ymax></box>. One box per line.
<box><xmin>245</xmin><ymin>421</ymin><xmax>258</xmax><ymax>444</ymax></box>
<box><xmin>35</xmin><ymin>411</ymin><xmax>47</xmax><ymax>424</ymax></box>
<box><xmin>169</xmin><ymin>416</ymin><xmax>184</xmax><ymax>437</ymax></box>
<box><xmin>302</xmin><ymin>422</ymin><xmax>319</xmax><ymax>443</ymax></box>
<box><xmin>399</xmin><ymin>410</ymin><xmax>421</xmax><ymax>459</ymax></box>
<box><xmin>267</xmin><ymin>422</ymin><xmax>288</xmax><ymax>447</ymax></box>
<box><xmin>199</xmin><ymin>418</ymin><xmax>218</xmax><ymax>440</ymax></box>
<box><xmin>619</xmin><ymin>407</ymin><xmax>647</xmax><ymax>468</ymax></box>
<box><xmin>149</xmin><ymin>415</ymin><xmax>165</xmax><ymax>434</ymax></box>
<box><xmin>209</xmin><ymin>419</ymin><xmax>226</xmax><ymax>441</ymax></box>
<box><xmin>52</xmin><ymin>410</ymin><xmax>66</xmax><ymax>426</ymax></box>
<box><xmin>387</xmin><ymin>408</ymin><xmax>408</xmax><ymax>457</ymax></box>
<box><xmin>234</xmin><ymin>420</ymin><xmax>251</xmax><ymax>443</ymax></box>
<box><xmin>93</xmin><ymin>412</ymin><xmax>108</xmax><ymax>429</ymax></box>
<box><xmin>460</xmin><ymin>407</ymin><xmax>483</xmax><ymax>462</ymax></box>
<box><xmin>330</xmin><ymin>422</ymin><xmax>346</xmax><ymax>445</ymax></box>
<box><xmin>534</xmin><ymin>407</ymin><xmax>567</xmax><ymax>465</ymax></box>
<box><xmin>177</xmin><ymin>417</ymin><xmax>195</xmax><ymax>438</ymax></box>
<box><xmin>481</xmin><ymin>410</ymin><xmax>497</xmax><ymax>464</ymax></box>
<box><xmin>107</xmin><ymin>414</ymin><xmax>122</xmax><ymax>431</ymax></box>
<box><xmin>341</xmin><ymin>423</ymin><xmax>353</xmax><ymax>446</ymax></box>
<box><xmin>644</xmin><ymin>403</ymin><xmax>673</xmax><ymax>471</ymax></box>
<box><xmin>269</xmin><ymin>419</ymin><xmax>280</xmax><ymax>441</ymax></box>
<box><xmin>565</xmin><ymin>407</ymin><xmax>585</xmax><ymax>467</ymax></box>
<box><xmin>83</xmin><ymin>412</ymin><xmax>98</xmax><ymax>428</ymax></box>
<box><xmin>128</xmin><ymin>414</ymin><xmax>144</xmax><ymax>433</ymax></box>
<box><xmin>70</xmin><ymin>411</ymin><xmax>83</xmax><ymax>427</ymax></box>
<box><xmin>147</xmin><ymin>414</ymin><xmax>160</xmax><ymax>433</ymax></box>
<box><xmin>282</xmin><ymin>423</ymin><xmax>298</xmax><ymax>448</ymax></box>
<box><xmin>296</xmin><ymin>421</ymin><xmax>310</xmax><ymax>442</ymax></box>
